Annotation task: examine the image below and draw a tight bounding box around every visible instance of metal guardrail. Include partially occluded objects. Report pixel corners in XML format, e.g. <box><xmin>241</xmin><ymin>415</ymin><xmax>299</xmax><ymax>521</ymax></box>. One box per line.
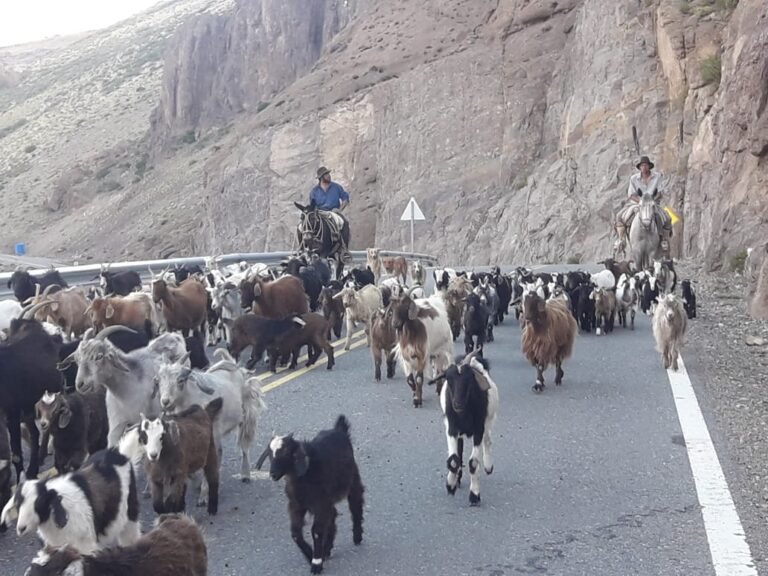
<box><xmin>0</xmin><ymin>250</ymin><xmax>439</xmax><ymax>299</ymax></box>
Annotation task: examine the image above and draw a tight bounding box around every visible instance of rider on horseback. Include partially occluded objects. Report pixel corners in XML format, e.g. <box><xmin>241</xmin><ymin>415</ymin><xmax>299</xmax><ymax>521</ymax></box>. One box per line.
<box><xmin>615</xmin><ymin>156</ymin><xmax>672</xmax><ymax>258</ymax></box>
<box><xmin>309</xmin><ymin>166</ymin><xmax>352</xmax><ymax>262</ymax></box>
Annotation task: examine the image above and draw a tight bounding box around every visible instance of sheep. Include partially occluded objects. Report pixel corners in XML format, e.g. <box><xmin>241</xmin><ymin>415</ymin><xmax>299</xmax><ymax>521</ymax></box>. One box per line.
<box><xmin>0</xmin><ymin>447</ymin><xmax>140</xmax><ymax>553</ymax></box>
<box><xmin>0</xmin><ymin>410</ymin><xmax>11</xmax><ymax>525</ymax></box>
<box><xmin>367</xmin><ymin>247</ymin><xmax>382</xmax><ymax>282</ymax></box>
<box><xmin>653</xmin><ymin>259</ymin><xmax>677</xmax><ymax>295</ymax></box>
<box><xmin>591</xmin><ymin>288</ymin><xmax>616</xmax><ymax>336</ymax></box>
<box><xmin>429</xmin><ymin>353</ymin><xmax>498</xmax><ymax>506</ymax></box>
<box><xmin>33</xmin><ymin>287</ymin><xmax>92</xmax><ymax>339</ymax></box>
<box><xmin>463</xmin><ymin>293</ymin><xmax>489</xmax><ymax>356</ymax></box>
<box><xmin>0</xmin><ymin>299</ymin><xmax>22</xmax><ymax>340</ymax></box>
<box><xmin>598</xmin><ymin>258</ymin><xmax>636</xmax><ymax>283</ymax></box>
<box><xmin>473</xmin><ymin>278</ymin><xmax>499</xmax><ymax>341</ymax></box>
<box><xmin>591</xmin><ymin>269</ymin><xmax>616</xmax><ymax>290</ymax></box>
<box><xmin>282</xmin><ymin>257</ymin><xmax>323</xmax><ymax>312</ymax></box>
<box><xmin>228</xmin><ymin>314</ymin><xmax>308</xmax><ymax>369</ymax></box>
<box><xmin>410</xmin><ymin>260</ymin><xmax>426</xmax><ymax>286</ymax></box>
<box><xmin>155</xmin><ymin>350</ymin><xmax>266</xmax><ymax>484</ymax></box>
<box><xmin>615</xmin><ymin>274</ymin><xmax>638</xmax><ymax>330</ymax></box>
<box><xmin>392</xmin><ymin>294</ymin><xmax>453</xmax><ymax>407</ymax></box>
<box><xmin>255</xmin><ymin>415</ymin><xmax>364</xmax><ymax>574</ymax></box>
<box><xmin>342</xmin><ymin>266</ymin><xmax>375</xmax><ymax>289</ymax></box>
<box><xmin>681</xmin><ymin>279</ymin><xmax>697</xmax><ymax>319</ymax></box>
<box><xmin>7</xmin><ymin>268</ymin><xmax>68</xmax><ymax>303</ymax></box>
<box><xmin>336</xmin><ymin>284</ymin><xmax>382</xmax><ymax>351</ymax></box>
<box><xmin>60</xmin><ymin>328</ymin><xmax>187</xmax><ymax>447</ymax></box>
<box><xmin>267</xmin><ymin>313</ymin><xmax>335</xmax><ymax>372</ymax></box>
<box><xmin>35</xmin><ymin>390</ymin><xmax>108</xmax><ymax>474</ymax></box>
<box><xmin>319</xmin><ymin>281</ymin><xmax>345</xmax><ymax>340</ymax></box>
<box><xmin>24</xmin><ymin>513</ymin><xmax>208</xmax><ymax>576</ymax></box>
<box><xmin>86</xmin><ymin>293</ymin><xmax>157</xmax><ymax>336</ymax></box>
<box><xmin>370</xmin><ymin>305</ymin><xmax>397</xmax><ymax>381</ymax></box>
<box><xmin>240</xmin><ymin>275</ymin><xmax>308</xmax><ymax>319</ymax></box>
<box><xmin>0</xmin><ymin>306</ymin><xmax>63</xmax><ymax>481</ymax></box>
<box><xmin>97</xmin><ymin>265</ymin><xmax>142</xmax><ymax>296</ymax></box>
<box><xmin>382</xmin><ymin>256</ymin><xmax>408</xmax><ymax>285</ymax></box>
<box><xmin>152</xmin><ymin>278</ymin><xmax>208</xmax><ymax>338</ymax></box>
<box><xmin>521</xmin><ymin>293</ymin><xmax>577</xmax><ymax>393</ymax></box>
<box><xmin>136</xmin><ymin>399</ymin><xmax>222</xmax><ymax>515</ymax></box>
<box><xmin>653</xmin><ymin>294</ymin><xmax>687</xmax><ymax>371</ymax></box>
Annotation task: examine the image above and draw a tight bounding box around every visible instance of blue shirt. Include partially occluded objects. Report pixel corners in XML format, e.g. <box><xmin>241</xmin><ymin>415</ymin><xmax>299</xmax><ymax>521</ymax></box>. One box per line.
<box><xmin>309</xmin><ymin>182</ymin><xmax>349</xmax><ymax>210</ymax></box>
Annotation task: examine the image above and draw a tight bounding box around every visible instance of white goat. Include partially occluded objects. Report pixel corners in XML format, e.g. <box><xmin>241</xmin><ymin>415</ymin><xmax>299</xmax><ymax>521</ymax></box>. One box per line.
<box><xmin>653</xmin><ymin>294</ymin><xmax>687</xmax><ymax>371</ymax></box>
<box><xmin>616</xmin><ymin>273</ymin><xmax>639</xmax><ymax>329</ymax></box>
<box><xmin>591</xmin><ymin>269</ymin><xmax>616</xmax><ymax>290</ymax></box>
<box><xmin>0</xmin><ymin>300</ymin><xmax>22</xmax><ymax>340</ymax></box>
<box><xmin>336</xmin><ymin>284</ymin><xmax>383</xmax><ymax>351</ymax></box>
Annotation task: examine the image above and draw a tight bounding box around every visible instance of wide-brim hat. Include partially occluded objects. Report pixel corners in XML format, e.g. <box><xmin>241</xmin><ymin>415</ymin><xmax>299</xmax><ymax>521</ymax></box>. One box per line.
<box><xmin>636</xmin><ymin>156</ymin><xmax>654</xmax><ymax>169</ymax></box>
<box><xmin>317</xmin><ymin>166</ymin><xmax>331</xmax><ymax>179</ymax></box>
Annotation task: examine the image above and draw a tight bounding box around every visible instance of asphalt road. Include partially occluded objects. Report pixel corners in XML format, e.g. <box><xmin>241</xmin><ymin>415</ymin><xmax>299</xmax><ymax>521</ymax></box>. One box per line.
<box><xmin>0</xmin><ymin>272</ymin><xmax>723</xmax><ymax>575</ymax></box>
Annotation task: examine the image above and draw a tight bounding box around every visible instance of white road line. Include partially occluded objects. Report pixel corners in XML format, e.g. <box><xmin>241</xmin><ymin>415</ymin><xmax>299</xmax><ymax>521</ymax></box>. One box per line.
<box><xmin>668</xmin><ymin>356</ymin><xmax>757</xmax><ymax>576</ymax></box>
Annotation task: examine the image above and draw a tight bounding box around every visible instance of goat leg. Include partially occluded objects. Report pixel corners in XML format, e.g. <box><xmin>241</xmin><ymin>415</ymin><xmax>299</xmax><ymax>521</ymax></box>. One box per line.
<box><xmin>324</xmin><ymin>341</ymin><xmax>335</xmax><ymax>370</ymax></box>
<box><xmin>373</xmin><ymin>348</ymin><xmax>382</xmax><ymax>381</ymax></box>
<box><xmin>323</xmin><ymin>507</ymin><xmax>338</xmax><ymax>559</ymax></box>
<box><xmin>348</xmin><ymin>469</ymin><xmax>365</xmax><ymax>545</ymax></box>
<box><xmin>445</xmin><ymin>433</ymin><xmax>461</xmax><ymax>495</ymax></box>
<box><xmin>456</xmin><ymin>436</ymin><xmax>464</xmax><ymax>487</ymax></box>
<box><xmin>7</xmin><ymin>411</ymin><xmax>24</xmax><ymax>482</ymax></box>
<box><xmin>289</xmin><ymin>504</ymin><xmax>313</xmax><ymax>563</ymax></box>
<box><xmin>414</xmin><ymin>372</ymin><xmax>424</xmax><ymax>408</ymax></box>
<box><xmin>468</xmin><ymin>438</ymin><xmax>483</xmax><ymax>506</ymax></box>
<box><xmin>385</xmin><ymin>351</ymin><xmax>396</xmax><ymax>379</ymax></box>
<box><xmin>533</xmin><ymin>364</ymin><xmax>546</xmax><ymax>393</ymax></box>
<box><xmin>310</xmin><ymin>513</ymin><xmax>329</xmax><ymax>574</ymax></box>
<box><xmin>22</xmin><ymin>412</ymin><xmax>40</xmax><ymax>479</ymax></box>
<box><xmin>151</xmin><ymin>480</ymin><xmax>166</xmax><ymax>515</ymax></box>
<box><xmin>555</xmin><ymin>360</ymin><xmax>564</xmax><ymax>386</ymax></box>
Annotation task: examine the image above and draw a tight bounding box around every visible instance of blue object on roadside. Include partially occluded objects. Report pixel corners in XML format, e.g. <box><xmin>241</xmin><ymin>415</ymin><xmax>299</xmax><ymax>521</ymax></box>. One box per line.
<box><xmin>14</xmin><ymin>242</ymin><xmax>26</xmax><ymax>256</ymax></box>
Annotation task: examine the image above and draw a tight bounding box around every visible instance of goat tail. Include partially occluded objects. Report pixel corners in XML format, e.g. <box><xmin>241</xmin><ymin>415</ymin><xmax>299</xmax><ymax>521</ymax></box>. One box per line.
<box><xmin>238</xmin><ymin>377</ymin><xmax>267</xmax><ymax>452</ymax></box>
<box><xmin>117</xmin><ymin>425</ymin><xmax>145</xmax><ymax>469</ymax></box>
<box><xmin>334</xmin><ymin>414</ymin><xmax>351</xmax><ymax>437</ymax></box>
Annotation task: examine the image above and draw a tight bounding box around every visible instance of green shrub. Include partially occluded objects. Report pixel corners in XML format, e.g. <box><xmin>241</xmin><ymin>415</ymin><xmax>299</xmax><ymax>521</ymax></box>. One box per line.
<box><xmin>256</xmin><ymin>101</ymin><xmax>270</xmax><ymax>113</ymax></box>
<box><xmin>566</xmin><ymin>254</ymin><xmax>582</xmax><ymax>265</ymax></box>
<box><xmin>700</xmin><ymin>54</ymin><xmax>722</xmax><ymax>86</ymax></box>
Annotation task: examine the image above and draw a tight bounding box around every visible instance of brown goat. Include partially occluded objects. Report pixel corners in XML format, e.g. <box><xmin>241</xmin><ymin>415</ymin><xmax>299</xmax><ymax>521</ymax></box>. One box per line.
<box><xmin>320</xmin><ymin>281</ymin><xmax>345</xmax><ymax>340</ymax></box>
<box><xmin>599</xmin><ymin>258</ymin><xmax>636</xmax><ymax>283</ymax></box>
<box><xmin>34</xmin><ymin>288</ymin><xmax>91</xmax><ymax>338</ymax></box>
<box><xmin>267</xmin><ymin>313</ymin><xmax>335</xmax><ymax>372</ymax></box>
<box><xmin>25</xmin><ymin>514</ymin><xmax>208</xmax><ymax>576</ymax></box>
<box><xmin>152</xmin><ymin>278</ymin><xmax>208</xmax><ymax>337</ymax></box>
<box><xmin>240</xmin><ymin>275</ymin><xmax>308</xmax><ymax>319</ymax></box>
<box><xmin>370</xmin><ymin>305</ymin><xmax>397</xmax><ymax>381</ymax></box>
<box><xmin>591</xmin><ymin>287</ymin><xmax>617</xmax><ymax>336</ymax></box>
<box><xmin>521</xmin><ymin>294</ymin><xmax>577</xmax><ymax>393</ymax></box>
<box><xmin>442</xmin><ymin>277</ymin><xmax>472</xmax><ymax>341</ymax></box>
<box><xmin>382</xmin><ymin>255</ymin><xmax>408</xmax><ymax>285</ymax></box>
<box><xmin>86</xmin><ymin>293</ymin><xmax>156</xmax><ymax>334</ymax></box>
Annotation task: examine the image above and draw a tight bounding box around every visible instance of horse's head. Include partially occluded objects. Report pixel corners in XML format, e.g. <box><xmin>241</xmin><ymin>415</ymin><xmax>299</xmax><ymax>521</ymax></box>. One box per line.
<box><xmin>296</xmin><ymin>202</ymin><xmax>322</xmax><ymax>250</ymax></box>
<box><xmin>638</xmin><ymin>192</ymin><xmax>655</xmax><ymax>228</ymax></box>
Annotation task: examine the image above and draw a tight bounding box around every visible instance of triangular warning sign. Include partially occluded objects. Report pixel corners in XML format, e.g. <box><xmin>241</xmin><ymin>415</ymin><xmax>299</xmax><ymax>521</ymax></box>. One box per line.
<box><xmin>400</xmin><ymin>197</ymin><xmax>425</xmax><ymax>221</ymax></box>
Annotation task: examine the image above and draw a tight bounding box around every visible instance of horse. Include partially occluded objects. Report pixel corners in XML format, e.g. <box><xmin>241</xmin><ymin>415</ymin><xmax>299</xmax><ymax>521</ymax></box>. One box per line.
<box><xmin>295</xmin><ymin>201</ymin><xmax>350</xmax><ymax>280</ymax></box>
<box><xmin>629</xmin><ymin>191</ymin><xmax>662</xmax><ymax>270</ymax></box>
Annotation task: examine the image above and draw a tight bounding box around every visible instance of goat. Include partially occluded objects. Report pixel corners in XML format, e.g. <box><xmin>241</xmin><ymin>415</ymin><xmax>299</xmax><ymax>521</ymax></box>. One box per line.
<box><xmin>134</xmin><ymin>399</ymin><xmax>222</xmax><ymax>515</ymax></box>
<box><xmin>491</xmin><ymin>267</ymin><xmax>512</xmax><ymax>324</ymax></box>
<box><xmin>381</xmin><ymin>256</ymin><xmax>408</xmax><ymax>284</ymax></box>
<box><xmin>653</xmin><ymin>294</ymin><xmax>687</xmax><ymax>371</ymax></box>
<box><xmin>392</xmin><ymin>294</ymin><xmax>453</xmax><ymax>407</ymax></box>
<box><xmin>522</xmin><ymin>294</ymin><xmax>577</xmax><ymax>393</ymax></box>
<box><xmin>0</xmin><ymin>299</ymin><xmax>22</xmax><ymax>340</ymax></box>
<box><xmin>463</xmin><ymin>293</ymin><xmax>488</xmax><ymax>356</ymax></box>
<box><xmin>410</xmin><ymin>260</ymin><xmax>426</xmax><ymax>286</ymax></box>
<box><xmin>185</xmin><ymin>334</ymin><xmax>209</xmax><ymax>370</ymax></box>
<box><xmin>0</xmin><ymin>410</ymin><xmax>11</xmax><ymax>525</ymax></box>
<box><xmin>639</xmin><ymin>272</ymin><xmax>659</xmax><ymax>316</ymax></box>
<box><xmin>210</xmin><ymin>281</ymin><xmax>243</xmax><ymax>344</ymax></box>
<box><xmin>0</xmin><ymin>447</ymin><xmax>140</xmax><ymax>552</ymax></box>
<box><xmin>172</xmin><ymin>264</ymin><xmax>205</xmax><ymax>285</ymax></box>
<box><xmin>152</xmin><ymin>278</ymin><xmax>208</xmax><ymax>338</ymax></box>
<box><xmin>615</xmin><ymin>274</ymin><xmax>638</xmax><ymax>330</ymax></box>
<box><xmin>591</xmin><ymin>269</ymin><xmax>616</xmax><ymax>290</ymax></box>
<box><xmin>370</xmin><ymin>305</ymin><xmax>397</xmax><ymax>381</ymax></box>
<box><xmin>24</xmin><ymin>514</ymin><xmax>208</xmax><ymax>576</ymax></box>
<box><xmin>33</xmin><ymin>287</ymin><xmax>92</xmax><ymax>339</ymax></box>
<box><xmin>380</xmin><ymin>276</ymin><xmax>406</xmax><ymax>301</ymax></box>
<box><xmin>367</xmin><ymin>248</ymin><xmax>382</xmax><ymax>282</ymax></box>
<box><xmin>86</xmin><ymin>293</ymin><xmax>157</xmax><ymax>335</ymax></box>
<box><xmin>342</xmin><ymin>266</ymin><xmax>375</xmax><ymax>289</ymax></box>
<box><xmin>60</xmin><ymin>328</ymin><xmax>187</xmax><ymax>447</ymax></box>
<box><xmin>0</xmin><ymin>306</ymin><xmax>62</xmax><ymax>481</ymax></box>
<box><xmin>97</xmin><ymin>265</ymin><xmax>142</xmax><ymax>296</ymax></box>
<box><xmin>35</xmin><ymin>390</ymin><xmax>108</xmax><ymax>474</ymax></box>
<box><xmin>681</xmin><ymin>279</ymin><xmax>697</xmax><ymax>319</ymax></box>
<box><xmin>229</xmin><ymin>314</ymin><xmax>307</xmax><ymax>369</ymax></box>
<box><xmin>433</xmin><ymin>268</ymin><xmax>458</xmax><ymax>292</ymax></box>
<box><xmin>240</xmin><ymin>275</ymin><xmax>308</xmax><ymax>319</ymax></box>
<box><xmin>443</xmin><ymin>276</ymin><xmax>472</xmax><ymax>340</ymax></box>
<box><xmin>598</xmin><ymin>258</ymin><xmax>635</xmax><ymax>283</ymax></box>
<box><xmin>591</xmin><ymin>288</ymin><xmax>616</xmax><ymax>336</ymax></box>
<box><xmin>653</xmin><ymin>259</ymin><xmax>678</xmax><ymax>295</ymax></box>
<box><xmin>283</xmin><ymin>257</ymin><xmax>323</xmax><ymax>312</ymax></box>
<box><xmin>320</xmin><ymin>281</ymin><xmax>345</xmax><ymax>340</ymax></box>
<box><xmin>267</xmin><ymin>313</ymin><xmax>335</xmax><ymax>372</ymax></box>
<box><xmin>336</xmin><ymin>284</ymin><xmax>382</xmax><ymax>351</ymax></box>
<box><xmin>255</xmin><ymin>415</ymin><xmax>364</xmax><ymax>574</ymax></box>
<box><xmin>7</xmin><ymin>269</ymin><xmax>68</xmax><ymax>303</ymax></box>
<box><xmin>473</xmin><ymin>278</ymin><xmax>499</xmax><ymax>341</ymax></box>
<box><xmin>429</xmin><ymin>353</ymin><xmax>498</xmax><ymax>506</ymax></box>
<box><xmin>156</xmin><ymin>350</ymin><xmax>265</xmax><ymax>484</ymax></box>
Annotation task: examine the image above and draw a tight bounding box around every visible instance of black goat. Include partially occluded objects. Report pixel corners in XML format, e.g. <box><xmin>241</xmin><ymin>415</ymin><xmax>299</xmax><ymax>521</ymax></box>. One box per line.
<box><xmin>229</xmin><ymin>314</ymin><xmax>305</xmax><ymax>369</ymax></box>
<box><xmin>172</xmin><ymin>264</ymin><xmax>204</xmax><ymax>285</ymax></box>
<box><xmin>463</xmin><ymin>293</ymin><xmax>488</xmax><ymax>356</ymax></box>
<box><xmin>0</xmin><ymin>319</ymin><xmax>62</xmax><ymax>481</ymax></box>
<box><xmin>256</xmin><ymin>415</ymin><xmax>364</xmax><ymax>574</ymax></box>
<box><xmin>430</xmin><ymin>354</ymin><xmax>498</xmax><ymax>506</ymax></box>
<box><xmin>681</xmin><ymin>280</ymin><xmax>697</xmax><ymax>319</ymax></box>
<box><xmin>573</xmin><ymin>284</ymin><xmax>595</xmax><ymax>333</ymax></box>
<box><xmin>491</xmin><ymin>268</ymin><xmax>512</xmax><ymax>324</ymax></box>
<box><xmin>283</xmin><ymin>259</ymin><xmax>323</xmax><ymax>312</ymax></box>
<box><xmin>7</xmin><ymin>269</ymin><xmax>68</xmax><ymax>303</ymax></box>
<box><xmin>319</xmin><ymin>281</ymin><xmax>344</xmax><ymax>340</ymax></box>
<box><xmin>185</xmin><ymin>334</ymin><xmax>210</xmax><ymax>369</ymax></box>
<box><xmin>342</xmin><ymin>267</ymin><xmax>375</xmax><ymax>289</ymax></box>
<box><xmin>98</xmin><ymin>269</ymin><xmax>142</xmax><ymax>296</ymax></box>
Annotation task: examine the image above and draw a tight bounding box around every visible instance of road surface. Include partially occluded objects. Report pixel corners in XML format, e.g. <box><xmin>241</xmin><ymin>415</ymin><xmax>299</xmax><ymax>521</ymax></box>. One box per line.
<box><xmin>0</xmin><ymin>272</ymin><xmax>755</xmax><ymax>575</ymax></box>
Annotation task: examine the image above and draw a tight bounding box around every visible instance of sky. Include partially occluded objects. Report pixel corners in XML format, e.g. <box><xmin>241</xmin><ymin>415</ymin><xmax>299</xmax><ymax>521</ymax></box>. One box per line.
<box><xmin>0</xmin><ymin>0</ymin><xmax>163</xmax><ymax>47</ymax></box>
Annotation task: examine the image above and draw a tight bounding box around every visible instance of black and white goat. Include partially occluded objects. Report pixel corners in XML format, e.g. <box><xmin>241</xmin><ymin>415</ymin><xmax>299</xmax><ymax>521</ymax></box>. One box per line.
<box><xmin>681</xmin><ymin>280</ymin><xmax>697</xmax><ymax>319</ymax></box>
<box><xmin>473</xmin><ymin>278</ymin><xmax>499</xmax><ymax>341</ymax></box>
<box><xmin>430</xmin><ymin>353</ymin><xmax>498</xmax><ymax>506</ymax></box>
<box><xmin>256</xmin><ymin>415</ymin><xmax>364</xmax><ymax>574</ymax></box>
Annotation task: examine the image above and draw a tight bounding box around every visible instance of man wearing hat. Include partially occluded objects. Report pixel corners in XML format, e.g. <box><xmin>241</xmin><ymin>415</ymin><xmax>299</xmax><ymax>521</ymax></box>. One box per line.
<box><xmin>616</xmin><ymin>156</ymin><xmax>672</xmax><ymax>257</ymax></box>
<box><xmin>310</xmin><ymin>166</ymin><xmax>349</xmax><ymax>212</ymax></box>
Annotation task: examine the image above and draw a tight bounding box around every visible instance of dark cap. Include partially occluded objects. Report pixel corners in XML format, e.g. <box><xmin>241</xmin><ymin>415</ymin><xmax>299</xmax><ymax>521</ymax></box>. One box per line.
<box><xmin>636</xmin><ymin>156</ymin><xmax>654</xmax><ymax>169</ymax></box>
<box><xmin>317</xmin><ymin>166</ymin><xmax>331</xmax><ymax>179</ymax></box>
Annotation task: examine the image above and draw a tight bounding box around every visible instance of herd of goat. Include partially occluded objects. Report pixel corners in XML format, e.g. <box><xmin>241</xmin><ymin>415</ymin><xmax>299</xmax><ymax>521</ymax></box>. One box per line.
<box><xmin>0</xmin><ymin>249</ymin><xmax>696</xmax><ymax>574</ymax></box>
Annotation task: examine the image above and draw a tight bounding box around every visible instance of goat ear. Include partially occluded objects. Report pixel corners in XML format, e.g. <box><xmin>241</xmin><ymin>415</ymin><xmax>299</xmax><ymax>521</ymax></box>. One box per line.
<box><xmin>57</xmin><ymin>353</ymin><xmax>76</xmax><ymax>372</ymax></box>
<box><xmin>58</xmin><ymin>406</ymin><xmax>73</xmax><ymax>429</ymax></box>
<box><xmin>471</xmin><ymin>368</ymin><xmax>491</xmax><ymax>392</ymax></box>
<box><xmin>293</xmin><ymin>444</ymin><xmax>309</xmax><ymax>477</ymax></box>
<box><xmin>44</xmin><ymin>489</ymin><xmax>68</xmax><ymax>529</ymax></box>
<box><xmin>407</xmin><ymin>300</ymin><xmax>419</xmax><ymax>320</ymax></box>
<box><xmin>105</xmin><ymin>304</ymin><xmax>114</xmax><ymax>319</ymax></box>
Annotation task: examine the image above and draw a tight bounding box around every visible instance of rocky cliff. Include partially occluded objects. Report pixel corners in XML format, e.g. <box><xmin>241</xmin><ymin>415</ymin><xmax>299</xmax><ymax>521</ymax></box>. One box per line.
<box><xmin>0</xmin><ymin>0</ymin><xmax>765</xmax><ymax>276</ymax></box>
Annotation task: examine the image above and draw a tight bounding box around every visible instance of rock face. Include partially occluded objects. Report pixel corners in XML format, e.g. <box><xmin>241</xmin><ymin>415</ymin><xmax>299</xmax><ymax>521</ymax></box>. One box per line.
<box><xmin>0</xmin><ymin>0</ymin><xmax>766</xmax><ymax>281</ymax></box>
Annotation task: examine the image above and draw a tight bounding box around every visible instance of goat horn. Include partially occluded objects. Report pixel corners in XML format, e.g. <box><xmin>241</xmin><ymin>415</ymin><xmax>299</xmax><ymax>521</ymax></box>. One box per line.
<box><xmin>427</xmin><ymin>372</ymin><xmax>447</xmax><ymax>387</ymax></box>
<box><xmin>255</xmin><ymin>445</ymin><xmax>272</xmax><ymax>470</ymax></box>
<box><xmin>21</xmin><ymin>301</ymin><xmax>49</xmax><ymax>320</ymax></box>
<box><xmin>95</xmin><ymin>325</ymin><xmax>137</xmax><ymax>340</ymax></box>
<box><xmin>41</xmin><ymin>284</ymin><xmax>61</xmax><ymax>297</ymax></box>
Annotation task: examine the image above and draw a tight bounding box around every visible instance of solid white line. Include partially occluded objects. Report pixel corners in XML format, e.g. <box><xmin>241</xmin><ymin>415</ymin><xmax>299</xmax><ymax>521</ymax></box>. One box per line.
<box><xmin>667</xmin><ymin>356</ymin><xmax>757</xmax><ymax>576</ymax></box>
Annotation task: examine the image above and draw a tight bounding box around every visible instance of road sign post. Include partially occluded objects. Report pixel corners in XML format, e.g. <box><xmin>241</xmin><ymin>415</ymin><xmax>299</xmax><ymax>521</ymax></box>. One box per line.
<box><xmin>400</xmin><ymin>197</ymin><xmax>425</xmax><ymax>255</ymax></box>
